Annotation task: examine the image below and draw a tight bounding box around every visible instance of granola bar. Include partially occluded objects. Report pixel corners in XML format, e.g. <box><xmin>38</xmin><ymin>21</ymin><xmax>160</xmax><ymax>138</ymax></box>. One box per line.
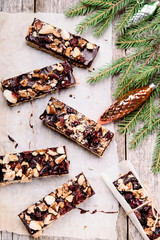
<box><xmin>40</xmin><ymin>97</ymin><xmax>114</xmax><ymax>157</ymax></box>
<box><xmin>25</xmin><ymin>18</ymin><xmax>100</xmax><ymax>68</ymax></box>
<box><xmin>0</xmin><ymin>146</ymin><xmax>69</xmax><ymax>186</ymax></box>
<box><xmin>1</xmin><ymin>61</ymin><xmax>76</xmax><ymax>106</ymax></box>
<box><xmin>18</xmin><ymin>172</ymin><xmax>95</xmax><ymax>238</ymax></box>
<box><xmin>113</xmin><ymin>171</ymin><xmax>160</xmax><ymax>240</ymax></box>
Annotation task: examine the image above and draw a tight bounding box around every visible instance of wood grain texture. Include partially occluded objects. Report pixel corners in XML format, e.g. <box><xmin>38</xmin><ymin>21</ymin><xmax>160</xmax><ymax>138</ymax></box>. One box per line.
<box><xmin>0</xmin><ymin>0</ymin><xmax>34</xmax><ymax>12</ymax></box>
<box><xmin>112</xmin><ymin>18</ymin><xmax>127</xmax><ymax>240</ymax></box>
<box><xmin>127</xmin><ymin>132</ymin><xmax>158</xmax><ymax>240</ymax></box>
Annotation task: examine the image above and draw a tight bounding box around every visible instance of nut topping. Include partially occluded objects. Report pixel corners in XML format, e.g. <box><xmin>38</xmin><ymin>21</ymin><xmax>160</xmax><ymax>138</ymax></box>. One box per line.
<box><xmin>61</xmin><ymin>29</ymin><xmax>70</xmax><ymax>40</ymax></box>
<box><xmin>3</xmin><ymin>90</ymin><xmax>18</xmax><ymax>104</ymax></box>
<box><xmin>39</xmin><ymin>24</ymin><xmax>54</xmax><ymax>34</ymax></box>
<box><xmin>72</xmin><ymin>47</ymin><xmax>81</xmax><ymax>58</ymax></box>
<box><xmin>45</xmin><ymin>195</ymin><xmax>55</xmax><ymax>205</ymax></box>
<box><xmin>18</xmin><ymin>173</ymin><xmax>95</xmax><ymax>237</ymax></box>
<box><xmin>55</xmin><ymin>155</ymin><xmax>66</xmax><ymax>164</ymax></box>
<box><xmin>29</xmin><ymin>220</ymin><xmax>44</xmax><ymax>230</ymax></box>
<box><xmin>86</xmin><ymin>43</ymin><xmax>94</xmax><ymax>50</ymax></box>
<box><xmin>3</xmin><ymin>171</ymin><xmax>15</xmax><ymax>181</ymax></box>
<box><xmin>57</xmin><ymin>147</ymin><xmax>65</xmax><ymax>154</ymax></box>
<box><xmin>78</xmin><ymin>174</ymin><xmax>85</xmax><ymax>185</ymax></box>
<box><xmin>20</xmin><ymin>79</ymin><xmax>28</xmax><ymax>87</ymax></box>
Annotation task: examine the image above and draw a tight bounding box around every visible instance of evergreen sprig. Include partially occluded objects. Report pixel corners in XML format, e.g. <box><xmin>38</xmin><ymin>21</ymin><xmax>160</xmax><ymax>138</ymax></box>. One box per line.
<box><xmin>65</xmin><ymin>1</ymin><xmax>160</xmax><ymax>173</ymax></box>
<box><xmin>151</xmin><ymin>127</ymin><xmax>160</xmax><ymax>174</ymax></box>
<box><xmin>65</xmin><ymin>0</ymin><xmax>146</xmax><ymax>37</ymax></box>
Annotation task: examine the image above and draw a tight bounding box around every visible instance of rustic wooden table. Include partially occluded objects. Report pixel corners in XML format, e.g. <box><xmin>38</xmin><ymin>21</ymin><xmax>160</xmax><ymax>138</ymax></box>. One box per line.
<box><xmin>0</xmin><ymin>0</ymin><xmax>158</xmax><ymax>240</ymax></box>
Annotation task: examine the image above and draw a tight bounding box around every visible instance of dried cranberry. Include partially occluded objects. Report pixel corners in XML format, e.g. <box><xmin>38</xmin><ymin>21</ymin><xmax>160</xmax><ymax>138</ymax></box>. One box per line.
<box><xmin>23</xmin><ymin>152</ymin><xmax>33</xmax><ymax>161</ymax></box>
<box><xmin>69</xmin><ymin>184</ymin><xmax>78</xmax><ymax>191</ymax></box>
<box><xmin>50</xmin><ymin>72</ymin><xmax>59</xmax><ymax>80</ymax></box>
<box><xmin>63</xmin><ymin>61</ymin><xmax>71</xmax><ymax>74</ymax></box>
<box><xmin>60</xmin><ymin>117</ymin><xmax>65</xmax><ymax>126</ymax></box>
<box><xmin>79</xmin><ymin>56</ymin><xmax>86</xmax><ymax>63</ymax></box>
<box><xmin>75</xmin><ymin>189</ymin><xmax>84</xmax><ymax>204</ymax></box>
<box><xmin>41</xmin><ymin>211</ymin><xmax>48</xmax><ymax>220</ymax></box>
<box><xmin>65</xmin><ymin>202</ymin><xmax>72</xmax><ymax>212</ymax></box>
<box><xmin>37</xmin><ymin>35</ymin><xmax>52</xmax><ymax>43</ymax></box>
<box><xmin>104</xmin><ymin>131</ymin><xmax>114</xmax><ymax>141</ymax></box>
<box><xmin>22</xmin><ymin>165</ymin><xmax>28</xmax><ymax>174</ymax></box>
<box><xmin>71</xmin><ymin>121</ymin><xmax>80</xmax><ymax>127</ymax></box>
<box><xmin>124</xmin><ymin>193</ymin><xmax>133</xmax><ymax>201</ymax></box>
<box><xmin>34</xmin><ymin>207</ymin><xmax>42</xmax><ymax>219</ymax></box>
<box><xmin>70</xmin><ymin>37</ymin><xmax>78</xmax><ymax>47</ymax></box>
<box><xmin>65</xmin><ymin>129</ymin><xmax>74</xmax><ymax>136</ymax></box>
<box><xmin>60</xmin><ymin>208</ymin><xmax>66</xmax><ymax>216</ymax></box>
<box><xmin>67</xmin><ymin>107</ymin><xmax>76</xmax><ymax>114</ymax></box>
<box><xmin>10</xmin><ymin>162</ymin><xmax>18</xmax><ymax>169</ymax></box>
<box><xmin>34</xmin><ymin>20</ymin><xmax>42</xmax><ymax>30</ymax></box>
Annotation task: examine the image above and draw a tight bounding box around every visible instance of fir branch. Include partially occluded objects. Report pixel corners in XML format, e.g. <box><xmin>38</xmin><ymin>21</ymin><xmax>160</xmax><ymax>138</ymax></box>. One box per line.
<box><xmin>116</xmin><ymin>36</ymin><xmax>160</xmax><ymax>49</ymax></box>
<box><xmin>65</xmin><ymin>3</ymin><xmax>95</xmax><ymax>17</ymax></box>
<box><xmin>88</xmin><ymin>46</ymin><xmax>154</xmax><ymax>84</ymax></box>
<box><xmin>151</xmin><ymin>127</ymin><xmax>160</xmax><ymax>174</ymax></box>
<box><xmin>118</xmin><ymin>103</ymin><xmax>146</xmax><ymax>134</ymax></box>
<box><xmin>129</xmin><ymin>117</ymin><xmax>160</xmax><ymax>148</ymax></box>
<box><xmin>82</xmin><ymin>0</ymin><xmax>114</xmax><ymax>8</ymax></box>
<box><xmin>94</xmin><ymin>13</ymin><xmax>113</xmax><ymax>37</ymax></box>
<box><xmin>116</xmin><ymin>1</ymin><xmax>140</xmax><ymax>35</ymax></box>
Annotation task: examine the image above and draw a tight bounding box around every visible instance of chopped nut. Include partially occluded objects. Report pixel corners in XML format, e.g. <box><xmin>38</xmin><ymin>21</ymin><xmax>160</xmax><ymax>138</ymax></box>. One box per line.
<box><xmin>45</xmin><ymin>195</ymin><xmax>55</xmax><ymax>205</ymax></box>
<box><xmin>144</xmin><ymin>227</ymin><xmax>153</xmax><ymax>235</ymax></box>
<box><xmin>39</xmin><ymin>24</ymin><xmax>54</xmax><ymax>34</ymax></box>
<box><xmin>36</xmin><ymin>163</ymin><xmax>41</xmax><ymax>171</ymax></box>
<box><xmin>48</xmin><ymin>207</ymin><xmax>58</xmax><ymax>215</ymax></box>
<box><xmin>33</xmin><ymin>82</ymin><xmax>43</xmax><ymax>91</ymax></box>
<box><xmin>3</xmin><ymin>154</ymin><xmax>18</xmax><ymax>163</ymax></box>
<box><xmin>65</xmin><ymin>47</ymin><xmax>72</xmax><ymax>57</ymax></box>
<box><xmin>16</xmin><ymin>169</ymin><xmax>22</xmax><ymax>177</ymax></box>
<box><xmin>71</xmin><ymin>47</ymin><xmax>81</xmax><ymax>58</ymax></box>
<box><xmin>66</xmin><ymin>195</ymin><xmax>74</xmax><ymax>202</ymax></box>
<box><xmin>53</xmin><ymin>100</ymin><xmax>64</xmax><ymax>109</ymax></box>
<box><xmin>38</xmin><ymin>203</ymin><xmax>48</xmax><ymax>212</ymax></box>
<box><xmin>57</xmin><ymin>147</ymin><xmax>65</xmax><ymax>154</ymax></box>
<box><xmin>27</xmin><ymin>205</ymin><xmax>35</xmax><ymax>214</ymax></box>
<box><xmin>57</xmin><ymin>187</ymin><xmax>63</xmax><ymax>197</ymax></box>
<box><xmin>32</xmin><ymin>31</ymin><xmax>37</xmax><ymax>38</ymax></box>
<box><xmin>34</xmin><ymin>20</ymin><xmax>43</xmax><ymax>30</ymax></box>
<box><xmin>27</xmin><ymin>88</ymin><xmax>36</xmax><ymax>98</ymax></box>
<box><xmin>78</xmin><ymin>174</ymin><xmax>85</xmax><ymax>185</ymax></box>
<box><xmin>55</xmin><ymin>154</ymin><xmax>66</xmax><ymax>164</ymax></box>
<box><xmin>57</xmin><ymin>47</ymin><xmax>63</xmax><ymax>54</ymax></box>
<box><xmin>32</xmin><ymin>151</ymin><xmax>38</xmax><ymax>156</ymax></box>
<box><xmin>59</xmin><ymin>202</ymin><xmax>64</xmax><ymax>208</ymax></box>
<box><xmin>32</xmin><ymin>73</ymin><xmax>40</xmax><ymax>78</ymax></box>
<box><xmin>3</xmin><ymin>90</ymin><xmax>18</xmax><ymax>104</ymax></box>
<box><xmin>52</xmin><ymin>28</ymin><xmax>61</xmax><ymax>38</ymax></box>
<box><xmin>86</xmin><ymin>42</ymin><xmax>94</xmax><ymax>50</ymax></box>
<box><xmin>27</xmin><ymin>26</ymin><xmax>33</xmax><ymax>35</ymax></box>
<box><xmin>56</xmin><ymin>64</ymin><xmax>64</xmax><ymax>72</ymax></box>
<box><xmin>33</xmin><ymin>168</ymin><xmax>39</xmax><ymax>177</ymax></box>
<box><xmin>29</xmin><ymin>220</ymin><xmax>44</xmax><ymax>230</ymax></box>
<box><xmin>4</xmin><ymin>171</ymin><xmax>15</xmax><ymax>181</ymax></box>
<box><xmin>61</xmin><ymin>29</ymin><xmax>70</xmax><ymax>40</ymax></box>
<box><xmin>126</xmin><ymin>182</ymin><xmax>133</xmax><ymax>190</ymax></box>
<box><xmin>44</xmin><ymin>214</ymin><xmax>54</xmax><ymax>225</ymax></box>
<box><xmin>54</xmin><ymin>38</ymin><xmax>61</xmax><ymax>45</ymax></box>
<box><xmin>18</xmin><ymin>90</ymin><xmax>28</xmax><ymax>98</ymax></box>
<box><xmin>47</xmin><ymin>149</ymin><xmax>58</xmax><ymax>156</ymax></box>
<box><xmin>78</xmin><ymin>39</ymin><xmax>87</xmax><ymax>48</ymax></box>
<box><xmin>65</xmin><ymin>41</ymin><xmax>70</xmax><ymax>47</ymax></box>
<box><xmin>50</xmin><ymin>43</ymin><xmax>58</xmax><ymax>51</ymax></box>
<box><xmin>25</xmin><ymin>214</ymin><xmax>31</xmax><ymax>224</ymax></box>
<box><xmin>26</xmin><ymin>168</ymin><xmax>33</xmax><ymax>178</ymax></box>
<box><xmin>20</xmin><ymin>79</ymin><xmax>28</xmax><ymax>87</ymax></box>
<box><xmin>147</xmin><ymin>217</ymin><xmax>155</xmax><ymax>227</ymax></box>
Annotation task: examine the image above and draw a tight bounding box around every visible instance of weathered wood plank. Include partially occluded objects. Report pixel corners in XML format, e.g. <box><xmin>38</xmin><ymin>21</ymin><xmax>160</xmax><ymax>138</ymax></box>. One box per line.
<box><xmin>0</xmin><ymin>0</ymin><xmax>34</xmax><ymax>13</ymax></box>
<box><xmin>112</xmin><ymin>18</ymin><xmax>127</xmax><ymax>240</ymax></box>
<box><xmin>36</xmin><ymin>0</ymin><xmax>79</xmax><ymax>13</ymax></box>
<box><xmin>1</xmin><ymin>232</ymin><xmax>12</xmax><ymax>240</ymax></box>
<box><xmin>127</xmin><ymin>131</ymin><xmax>158</xmax><ymax>240</ymax></box>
